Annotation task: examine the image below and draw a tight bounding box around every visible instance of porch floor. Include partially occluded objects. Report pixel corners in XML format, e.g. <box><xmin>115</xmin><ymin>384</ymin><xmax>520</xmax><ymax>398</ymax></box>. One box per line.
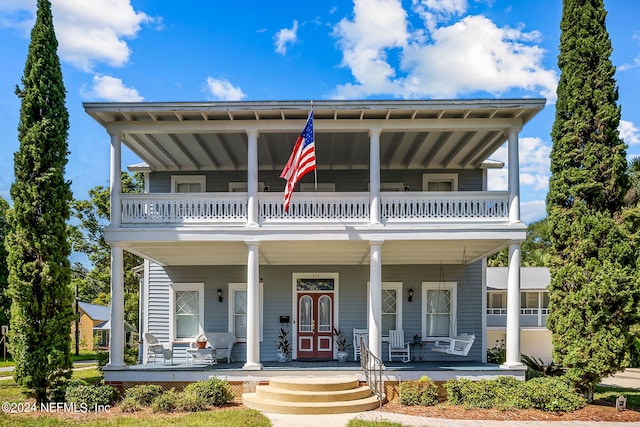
<box><xmin>104</xmin><ymin>359</ymin><xmax>523</xmax><ymax>384</ymax></box>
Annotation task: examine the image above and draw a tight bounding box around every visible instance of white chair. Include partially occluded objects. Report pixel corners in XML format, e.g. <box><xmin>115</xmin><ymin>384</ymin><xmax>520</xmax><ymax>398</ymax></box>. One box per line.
<box><xmin>388</xmin><ymin>329</ymin><xmax>410</xmax><ymax>363</ymax></box>
<box><xmin>144</xmin><ymin>332</ymin><xmax>173</xmax><ymax>365</ymax></box>
<box><xmin>432</xmin><ymin>334</ymin><xmax>475</xmax><ymax>356</ymax></box>
<box><xmin>205</xmin><ymin>332</ymin><xmax>236</xmax><ymax>363</ymax></box>
<box><xmin>353</xmin><ymin>328</ymin><xmax>368</xmax><ymax>361</ymax></box>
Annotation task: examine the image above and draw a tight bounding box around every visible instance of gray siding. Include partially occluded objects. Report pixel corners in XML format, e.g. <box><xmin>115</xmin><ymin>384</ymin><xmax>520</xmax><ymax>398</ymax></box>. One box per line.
<box><xmin>148</xmin><ymin>261</ymin><xmax>484</xmax><ymax>363</ymax></box>
<box><xmin>148</xmin><ymin>169</ymin><xmax>483</xmax><ymax>193</ymax></box>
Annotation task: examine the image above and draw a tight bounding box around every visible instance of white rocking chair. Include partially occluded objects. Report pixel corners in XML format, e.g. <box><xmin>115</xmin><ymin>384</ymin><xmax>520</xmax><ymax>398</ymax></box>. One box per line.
<box><xmin>431</xmin><ymin>333</ymin><xmax>475</xmax><ymax>356</ymax></box>
<box><xmin>388</xmin><ymin>329</ymin><xmax>411</xmax><ymax>363</ymax></box>
<box><xmin>353</xmin><ymin>328</ymin><xmax>368</xmax><ymax>361</ymax></box>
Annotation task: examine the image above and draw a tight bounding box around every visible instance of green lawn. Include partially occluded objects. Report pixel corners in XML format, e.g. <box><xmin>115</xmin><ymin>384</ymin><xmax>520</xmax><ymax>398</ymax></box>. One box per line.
<box><xmin>595</xmin><ymin>385</ymin><xmax>640</xmax><ymax>410</ymax></box>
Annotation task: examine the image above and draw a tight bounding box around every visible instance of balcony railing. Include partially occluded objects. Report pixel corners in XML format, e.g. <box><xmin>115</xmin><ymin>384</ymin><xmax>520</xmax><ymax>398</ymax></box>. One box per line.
<box><xmin>120</xmin><ymin>191</ymin><xmax>510</xmax><ymax>225</ymax></box>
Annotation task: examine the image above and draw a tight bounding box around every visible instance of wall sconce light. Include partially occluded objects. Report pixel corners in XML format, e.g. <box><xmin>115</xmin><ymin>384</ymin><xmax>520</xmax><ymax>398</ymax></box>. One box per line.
<box><xmin>408</xmin><ymin>288</ymin><xmax>414</xmax><ymax>302</ymax></box>
<box><xmin>217</xmin><ymin>288</ymin><xmax>223</xmax><ymax>303</ymax></box>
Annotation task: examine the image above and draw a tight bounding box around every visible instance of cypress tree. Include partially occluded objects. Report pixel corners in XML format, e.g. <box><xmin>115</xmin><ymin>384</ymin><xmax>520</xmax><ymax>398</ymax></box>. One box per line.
<box><xmin>5</xmin><ymin>0</ymin><xmax>74</xmax><ymax>403</ymax></box>
<box><xmin>547</xmin><ymin>0</ymin><xmax>640</xmax><ymax>400</ymax></box>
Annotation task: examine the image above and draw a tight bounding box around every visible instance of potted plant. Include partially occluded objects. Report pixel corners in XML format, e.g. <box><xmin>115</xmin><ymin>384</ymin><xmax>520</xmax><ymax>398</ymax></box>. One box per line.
<box><xmin>333</xmin><ymin>328</ymin><xmax>352</xmax><ymax>362</ymax></box>
<box><xmin>275</xmin><ymin>327</ymin><xmax>291</xmax><ymax>362</ymax></box>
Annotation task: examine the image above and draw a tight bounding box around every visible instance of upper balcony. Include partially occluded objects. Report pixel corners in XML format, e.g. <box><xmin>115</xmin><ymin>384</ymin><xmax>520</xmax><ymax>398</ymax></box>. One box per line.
<box><xmin>119</xmin><ymin>190</ymin><xmax>510</xmax><ymax>226</ymax></box>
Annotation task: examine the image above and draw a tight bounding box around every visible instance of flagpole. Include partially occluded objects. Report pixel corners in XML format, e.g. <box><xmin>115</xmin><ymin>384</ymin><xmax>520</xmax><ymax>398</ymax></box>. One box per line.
<box><xmin>310</xmin><ymin>100</ymin><xmax>317</xmax><ymax>191</ymax></box>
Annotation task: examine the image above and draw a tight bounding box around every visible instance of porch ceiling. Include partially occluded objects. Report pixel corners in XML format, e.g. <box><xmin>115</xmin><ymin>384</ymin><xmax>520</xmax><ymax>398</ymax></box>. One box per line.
<box><xmin>84</xmin><ymin>99</ymin><xmax>545</xmax><ymax>172</ymax></box>
<box><xmin>123</xmin><ymin>239</ymin><xmax>509</xmax><ymax>266</ymax></box>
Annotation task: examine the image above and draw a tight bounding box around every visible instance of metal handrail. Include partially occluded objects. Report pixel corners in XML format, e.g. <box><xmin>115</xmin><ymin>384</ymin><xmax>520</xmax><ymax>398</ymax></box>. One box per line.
<box><xmin>359</xmin><ymin>336</ymin><xmax>384</xmax><ymax>408</ymax></box>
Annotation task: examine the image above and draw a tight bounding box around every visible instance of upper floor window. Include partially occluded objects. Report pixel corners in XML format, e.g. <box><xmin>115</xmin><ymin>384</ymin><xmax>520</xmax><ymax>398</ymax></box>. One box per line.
<box><xmin>422</xmin><ymin>173</ymin><xmax>458</xmax><ymax>192</ymax></box>
<box><xmin>171</xmin><ymin>175</ymin><xmax>206</xmax><ymax>193</ymax></box>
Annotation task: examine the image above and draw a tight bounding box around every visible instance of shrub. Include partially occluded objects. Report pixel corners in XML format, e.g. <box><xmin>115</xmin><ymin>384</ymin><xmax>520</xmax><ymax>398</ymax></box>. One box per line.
<box><xmin>183</xmin><ymin>377</ymin><xmax>234</xmax><ymax>406</ymax></box>
<box><xmin>486</xmin><ymin>340</ymin><xmax>505</xmax><ymax>365</ymax></box>
<box><xmin>445</xmin><ymin>375</ymin><xmax>585</xmax><ymax>412</ymax></box>
<box><xmin>119</xmin><ymin>396</ymin><xmax>141</xmax><ymax>413</ymax></box>
<box><xmin>399</xmin><ymin>376</ymin><xmax>439</xmax><ymax>406</ymax></box>
<box><xmin>124</xmin><ymin>384</ymin><xmax>164</xmax><ymax>407</ymax></box>
<box><xmin>523</xmin><ymin>377</ymin><xmax>586</xmax><ymax>412</ymax></box>
<box><xmin>65</xmin><ymin>382</ymin><xmax>119</xmax><ymax>409</ymax></box>
<box><xmin>151</xmin><ymin>388</ymin><xmax>178</xmax><ymax>413</ymax></box>
<box><xmin>177</xmin><ymin>392</ymin><xmax>208</xmax><ymax>412</ymax></box>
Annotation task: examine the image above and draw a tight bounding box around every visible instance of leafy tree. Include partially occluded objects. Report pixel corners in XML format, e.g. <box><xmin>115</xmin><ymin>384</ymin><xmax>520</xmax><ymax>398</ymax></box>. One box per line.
<box><xmin>0</xmin><ymin>197</ymin><xmax>10</xmax><ymax>327</ymax></box>
<box><xmin>546</xmin><ymin>0</ymin><xmax>640</xmax><ymax>401</ymax></box>
<box><xmin>71</xmin><ymin>172</ymin><xmax>143</xmax><ymax>328</ymax></box>
<box><xmin>5</xmin><ymin>0</ymin><xmax>74</xmax><ymax>403</ymax></box>
<box><xmin>488</xmin><ymin>218</ymin><xmax>551</xmax><ymax>267</ymax></box>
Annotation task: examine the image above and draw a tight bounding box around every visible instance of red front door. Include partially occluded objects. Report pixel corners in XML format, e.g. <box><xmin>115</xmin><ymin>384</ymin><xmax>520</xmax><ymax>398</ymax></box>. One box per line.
<box><xmin>297</xmin><ymin>292</ymin><xmax>334</xmax><ymax>359</ymax></box>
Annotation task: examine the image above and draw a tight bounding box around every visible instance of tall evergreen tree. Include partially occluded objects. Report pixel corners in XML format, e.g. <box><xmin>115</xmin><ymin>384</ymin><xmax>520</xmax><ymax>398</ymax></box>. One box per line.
<box><xmin>5</xmin><ymin>0</ymin><xmax>74</xmax><ymax>403</ymax></box>
<box><xmin>0</xmin><ymin>197</ymin><xmax>10</xmax><ymax>328</ymax></box>
<box><xmin>547</xmin><ymin>0</ymin><xmax>640</xmax><ymax>400</ymax></box>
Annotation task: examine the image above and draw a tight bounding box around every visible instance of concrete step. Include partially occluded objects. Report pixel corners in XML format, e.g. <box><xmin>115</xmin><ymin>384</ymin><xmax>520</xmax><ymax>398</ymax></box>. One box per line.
<box><xmin>268</xmin><ymin>376</ymin><xmax>360</xmax><ymax>392</ymax></box>
<box><xmin>256</xmin><ymin>384</ymin><xmax>374</xmax><ymax>402</ymax></box>
<box><xmin>242</xmin><ymin>376</ymin><xmax>383</xmax><ymax>414</ymax></box>
<box><xmin>242</xmin><ymin>392</ymin><xmax>382</xmax><ymax>415</ymax></box>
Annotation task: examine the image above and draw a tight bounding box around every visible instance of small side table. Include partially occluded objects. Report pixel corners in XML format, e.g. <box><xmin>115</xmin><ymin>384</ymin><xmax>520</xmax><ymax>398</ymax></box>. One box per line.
<box><xmin>186</xmin><ymin>347</ymin><xmax>217</xmax><ymax>365</ymax></box>
<box><xmin>410</xmin><ymin>341</ymin><xmax>425</xmax><ymax>361</ymax></box>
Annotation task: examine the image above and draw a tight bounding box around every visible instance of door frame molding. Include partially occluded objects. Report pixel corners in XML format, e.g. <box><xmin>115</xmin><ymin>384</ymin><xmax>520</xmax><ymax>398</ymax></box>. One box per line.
<box><xmin>291</xmin><ymin>272</ymin><xmax>339</xmax><ymax>360</ymax></box>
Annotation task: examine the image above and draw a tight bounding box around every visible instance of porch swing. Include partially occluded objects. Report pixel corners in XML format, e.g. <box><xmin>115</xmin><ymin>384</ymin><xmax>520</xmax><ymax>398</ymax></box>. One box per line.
<box><xmin>430</xmin><ymin>252</ymin><xmax>475</xmax><ymax>357</ymax></box>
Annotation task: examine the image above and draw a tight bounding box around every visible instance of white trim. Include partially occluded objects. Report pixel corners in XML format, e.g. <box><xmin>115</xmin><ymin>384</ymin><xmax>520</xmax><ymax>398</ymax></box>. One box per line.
<box><xmin>421</xmin><ymin>281</ymin><xmax>457</xmax><ymax>339</ymax></box>
<box><xmin>171</xmin><ymin>175</ymin><xmax>206</xmax><ymax>193</ymax></box>
<box><xmin>228</xmin><ymin>282</ymin><xmax>264</xmax><ymax>343</ymax></box>
<box><xmin>422</xmin><ymin>173</ymin><xmax>458</xmax><ymax>191</ymax></box>
<box><xmin>168</xmin><ymin>282</ymin><xmax>204</xmax><ymax>341</ymax></box>
<box><xmin>291</xmin><ymin>272</ymin><xmax>339</xmax><ymax>359</ymax></box>
<box><xmin>367</xmin><ymin>282</ymin><xmax>403</xmax><ymax>340</ymax></box>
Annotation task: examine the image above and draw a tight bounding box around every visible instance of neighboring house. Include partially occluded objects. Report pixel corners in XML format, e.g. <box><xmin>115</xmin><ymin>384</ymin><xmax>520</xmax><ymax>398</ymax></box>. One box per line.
<box><xmin>73</xmin><ymin>301</ymin><xmax>136</xmax><ymax>350</ymax></box>
<box><xmin>84</xmin><ymin>99</ymin><xmax>544</xmax><ymax>378</ymax></box>
<box><xmin>486</xmin><ymin>267</ymin><xmax>553</xmax><ymax>363</ymax></box>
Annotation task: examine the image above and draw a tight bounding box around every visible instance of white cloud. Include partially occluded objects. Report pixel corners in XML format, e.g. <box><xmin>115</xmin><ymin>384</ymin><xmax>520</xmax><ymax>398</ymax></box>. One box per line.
<box><xmin>487</xmin><ymin>137</ymin><xmax>551</xmax><ymax>192</ymax></box>
<box><xmin>82</xmin><ymin>75</ymin><xmax>143</xmax><ymax>102</ymax></box>
<box><xmin>620</xmin><ymin>120</ymin><xmax>640</xmax><ymax>145</ymax></box>
<box><xmin>0</xmin><ymin>0</ymin><xmax>151</xmax><ymax>71</ymax></box>
<box><xmin>521</xmin><ymin>200</ymin><xmax>547</xmax><ymax>223</ymax></box>
<box><xmin>205</xmin><ymin>77</ymin><xmax>247</xmax><ymax>101</ymax></box>
<box><xmin>274</xmin><ymin>20</ymin><xmax>299</xmax><ymax>55</ymax></box>
<box><xmin>330</xmin><ymin>0</ymin><xmax>557</xmax><ymax>100</ymax></box>
<box><xmin>331</xmin><ymin>0</ymin><xmax>409</xmax><ymax>98</ymax></box>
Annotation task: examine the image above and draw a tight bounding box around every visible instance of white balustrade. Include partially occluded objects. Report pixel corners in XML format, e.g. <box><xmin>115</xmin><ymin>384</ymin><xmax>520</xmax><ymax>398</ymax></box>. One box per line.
<box><xmin>120</xmin><ymin>191</ymin><xmax>509</xmax><ymax>225</ymax></box>
<box><xmin>381</xmin><ymin>191</ymin><xmax>509</xmax><ymax>221</ymax></box>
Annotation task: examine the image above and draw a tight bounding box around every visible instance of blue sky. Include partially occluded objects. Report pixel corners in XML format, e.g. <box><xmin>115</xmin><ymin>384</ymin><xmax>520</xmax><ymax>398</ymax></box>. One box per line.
<box><xmin>1</xmin><ymin>0</ymin><xmax>639</xmax><ymax>224</ymax></box>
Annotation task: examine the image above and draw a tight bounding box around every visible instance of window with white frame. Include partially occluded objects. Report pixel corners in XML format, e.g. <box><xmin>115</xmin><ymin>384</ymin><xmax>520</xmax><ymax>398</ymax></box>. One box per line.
<box><xmin>487</xmin><ymin>291</ymin><xmax>507</xmax><ymax>314</ymax></box>
<box><xmin>228</xmin><ymin>283</ymin><xmax>264</xmax><ymax>342</ymax></box>
<box><xmin>422</xmin><ymin>282</ymin><xmax>457</xmax><ymax>338</ymax></box>
<box><xmin>169</xmin><ymin>283</ymin><xmax>204</xmax><ymax>340</ymax></box>
<box><xmin>171</xmin><ymin>175</ymin><xmax>206</xmax><ymax>193</ymax></box>
<box><xmin>422</xmin><ymin>174</ymin><xmax>458</xmax><ymax>192</ymax></box>
<box><xmin>367</xmin><ymin>282</ymin><xmax>403</xmax><ymax>337</ymax></box>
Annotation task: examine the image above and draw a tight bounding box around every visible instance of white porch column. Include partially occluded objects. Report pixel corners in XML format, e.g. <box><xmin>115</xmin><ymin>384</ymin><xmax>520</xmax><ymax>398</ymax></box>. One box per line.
<box><xmin>508</xmin><ymin>128</ymin><xmax>520</xmax><ymax>223</ymax></box>
<box><xmin>501</xmin><ymin>242</ymin><xmax>523</xmax><ymax>368</ymax></box>
<box><xmin>246</xmin><ymin>129</ymin><xmax>259</xmax><ymax>226</ymax></box>
<box><xmin>110</xmin><ymin>133</ymin><xmax>122</xmax><ymax>226</ymax></box>
<box><xmin>243</xmin><ymin>241</ymin><xmax>262</xmax><ymax>370</ymax></box>
<box><xmin>108</xmin><ymin>244</ymin><xmax>126</xmax><ymax>367</ymax></box>
<box><xmin>369</xmin><ymin>129</ymin><xmax>382</xmax><ymax>225</ymax></box>
<box><xmin>368</xmin><ymin>241</ymin><xmax>383</xmax><ymax>360</ymax></box>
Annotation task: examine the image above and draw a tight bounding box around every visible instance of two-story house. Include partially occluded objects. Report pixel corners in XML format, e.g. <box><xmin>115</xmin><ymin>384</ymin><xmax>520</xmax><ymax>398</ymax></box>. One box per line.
<box><xmin>84</xmin><ymin>99</ymin><xmax>544</xmax><ymax>386</ymax></box>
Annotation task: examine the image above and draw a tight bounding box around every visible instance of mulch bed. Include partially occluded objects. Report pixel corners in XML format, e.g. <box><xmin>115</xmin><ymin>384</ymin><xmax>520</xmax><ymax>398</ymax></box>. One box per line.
<box><xmin>378</xmin><ymin>400</ymin><xmax>640</xmax><ymax>422</ymax></box>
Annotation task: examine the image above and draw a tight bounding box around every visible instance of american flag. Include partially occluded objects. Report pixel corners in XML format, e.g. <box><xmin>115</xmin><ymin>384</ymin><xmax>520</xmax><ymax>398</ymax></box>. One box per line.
<box><xmin>280</xmin><ymin>112</ymin><xmax>316</xmax><ymax>211</ymax></box>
